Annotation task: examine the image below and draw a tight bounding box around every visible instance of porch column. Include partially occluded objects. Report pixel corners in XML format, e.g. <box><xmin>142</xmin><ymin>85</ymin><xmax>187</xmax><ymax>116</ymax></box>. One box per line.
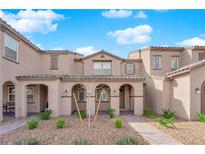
<box><xmin>61</xmin><ymin>96</ymin><xmax>71</xmax><ymax>115</ymax></box>
<box><xmin>111</xmin><ymin>96</ymin><xmax>119</xmax><ymax>115</ymax></box>
<box><xmin>48</xmin><ymin>81</ymin><xmax>60</xmax><ymax>117</ymax></box>
<box><xmin>16</xmin><ymin>82</ymin><xmax>27</xmax><ymax>117</ymax></box>
<box><xmin>133</xmin><ymin>82</ymin><xmax>144</xmax><ymax>115</ymax></box>
<box><xmin>86</xmin><ymin>85</ymin><xmax>95</xmax><ymax>116</ymax></box>
<box><xmin>0</xmin><ymin>83</ymin><xmax>3</xmax><ymax>121</ymax></box>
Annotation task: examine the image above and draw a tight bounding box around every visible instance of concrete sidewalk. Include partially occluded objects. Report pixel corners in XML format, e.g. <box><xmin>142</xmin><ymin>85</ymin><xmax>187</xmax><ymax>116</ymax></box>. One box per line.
<box><xmin>123</xmin><ymin>115</ymin><xmax>183</xmax><ymax>145</ymax></box>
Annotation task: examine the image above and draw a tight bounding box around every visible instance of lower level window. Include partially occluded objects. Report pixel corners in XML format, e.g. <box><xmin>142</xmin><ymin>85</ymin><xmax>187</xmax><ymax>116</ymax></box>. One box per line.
<box><xmin>8</xmin><ymin>86</ymin><xmax>15</xmax><ymax>102</ymax></box>
<box><xmin>96</xmin><ymin>87</ymin><xmax>110</xmax><ymax>102</ymax></box>
<box><xmin>78</xmin><ymin>88</ymin><xmax>86</xmax><ymax>101</ymax></box>
<box><xmin>27</xmin><ymin>86</ymin><xmax>35</xmax><ymax>102</ymax></box>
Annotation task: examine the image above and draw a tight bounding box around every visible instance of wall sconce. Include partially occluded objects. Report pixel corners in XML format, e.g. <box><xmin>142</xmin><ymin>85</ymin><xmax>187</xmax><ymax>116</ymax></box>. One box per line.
<box><xmin>64</xmin><ymin>89</ymin><xmax>68</xmax><ymax>96</ymax></box>
<box><xmin>113</xmin><ymin>90</ymin><xmax>117</xmax><ymax>96</ymax></box>
<box><xmin>195</xmin><ymin>87</ymin><xmax>200</xmax><ymax>95</ymax></box>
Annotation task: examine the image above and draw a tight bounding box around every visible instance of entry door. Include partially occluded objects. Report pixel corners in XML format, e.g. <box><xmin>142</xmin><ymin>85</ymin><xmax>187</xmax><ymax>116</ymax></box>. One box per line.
<box><xmin>120</xmin><ymin>88</ymin><xmax>125</xmax><ymax>109</ymax></box>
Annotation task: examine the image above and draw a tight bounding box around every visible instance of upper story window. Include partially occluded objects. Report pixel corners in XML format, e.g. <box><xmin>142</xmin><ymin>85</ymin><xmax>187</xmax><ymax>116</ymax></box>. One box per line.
<box><xmin>153</xmin><ymin>55</ymin><xmax>162</xmax><ymax>70</ymax></box>
<box><xmin>171</xmin><ymin>56</ymin><xmax>179</xmax><ymax>70</ymax></box>
<box><xmin>50</xmin><ymin>55</ymin><xmax>58</xmax><ymax>70</ymax></box>
<box><xmin>93</xmin><ymin>61</ymin><xmax>111</xmax><ymax>75</ymax></box>
<box><xmin>8</xmin><ymin>85</ymin><xmax>15</xmax><ymax>102</ymax></box>
<box><xmin>27</xmin><ymin>86</ymin><xmax>35</xmax><ymax>103</ymax></box>
<box><xmin>4</xmin><ymin>33</ymin><xmax>18</xmax><ymax>62</ymax></box>
<box><xmin>126</xmin><ymin>63</ymin><xmax>134</xmax><ymax>74</ymax></box>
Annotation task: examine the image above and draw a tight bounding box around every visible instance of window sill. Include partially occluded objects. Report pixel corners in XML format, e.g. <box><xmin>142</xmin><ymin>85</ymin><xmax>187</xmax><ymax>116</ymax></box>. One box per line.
<box><xmin>153</xmin><ymin>68</ymin><xmax>162</xmax><ymax>70</ymax></box>
<box><xmin>50</xmin><ymin>68</ymin><xmax>59</xmax><ymax>70</ymax></box>
<box><xmin>3</xmin><ymin>56</ymin><xmax>19</xmax><ymax>64</ymax></box>
<box><xmin>27</xmin><ymin>101</ymin><xmax>35</xmax><ymax>104</ymax></box>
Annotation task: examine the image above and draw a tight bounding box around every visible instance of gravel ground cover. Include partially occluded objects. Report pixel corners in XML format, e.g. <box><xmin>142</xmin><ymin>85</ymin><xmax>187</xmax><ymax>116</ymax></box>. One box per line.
<box><xmin>0</xmin><ymin>115</ymin><xmax>148</xmax><ymax>145</ymax></box>
<box><xmin>141</xmin><ymin>116</ymin><xmax>205</xmax><ymax>144</ymax></box>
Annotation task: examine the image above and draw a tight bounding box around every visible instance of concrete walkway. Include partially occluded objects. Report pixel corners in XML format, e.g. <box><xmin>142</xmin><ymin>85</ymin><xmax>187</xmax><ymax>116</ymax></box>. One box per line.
<box><xmin>123</xmin><ymin>115</ymin><xmax>183</xmax><ymax>145</ymax></box>
<box><xmin>0</xmin><ymin>117</ymin><xmax>32</xmax><ymax>136</ymax></box>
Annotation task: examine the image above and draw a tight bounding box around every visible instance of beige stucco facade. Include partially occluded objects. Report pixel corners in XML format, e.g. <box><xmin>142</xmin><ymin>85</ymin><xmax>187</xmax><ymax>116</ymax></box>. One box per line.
<box><xmin>1</xmin><ymin>18</ymin><xmax>205</xmax><ymax>121</ymax></box>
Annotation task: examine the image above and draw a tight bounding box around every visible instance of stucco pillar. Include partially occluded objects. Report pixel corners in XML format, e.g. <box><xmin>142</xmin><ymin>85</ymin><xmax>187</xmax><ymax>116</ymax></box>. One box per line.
<box><xmin>133</xmin><ymin>82</ymin><xmax>144</xmax><ymax>116</ymax></box>
<box><xmin>86</xmin><ymin>84</ymin><xmax>95</xmax><ymax>116</ymax></box>
<box><xmin>16</xmin><ymin>82</ymin><xmax>27</xmax><ymax>117</ymax></box>
<box><xmin>111</xmin><ymin>96</ymin><xmax>120</xmax><ymax>115</ymax></box>
<box><xmin>48</xmin><ymin>81</ymin><xmax>60</xmax><ymax>117</ymax></box>
<box><xmin>61</xmin><ymin>97</ymin><xmax>71</xmax><ymax>115</ymax></box>
<box><xmin>0</xmin><ymin>82</ymin><xmax>3</xmax><ymax>121</ymax></box>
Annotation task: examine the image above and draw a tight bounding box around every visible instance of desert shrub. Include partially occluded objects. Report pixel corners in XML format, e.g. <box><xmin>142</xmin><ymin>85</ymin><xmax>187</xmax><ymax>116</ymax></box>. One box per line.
<box><xmin>116</xmin><ymin>136</ymin><xmax>138</xmax><ymax>145</ymax></box>
<box><xmin>115</xmin><ymin>118</ymin><xmax>122</xmax><ymax>128</ymax></box>
<box><xmin>196</xmin><ymin>113</ymin><xmax>205</xmax><ymax>122</ymax></box>
<box><xmin>106</xmin><ymin>108</ymin><xmax>116</xmax><ymax>118</ymax></box>
<box><xmin>72</xmin><ymin>138</ymin><xmax>90</xmax><ymax>145</ymax></box>
<box><xmin>162</xmin><ymin>108</ymin><xmax>175</xmax><ymax>119</ymax></box>
<box><xmin>15</xmin><ymin>138</ymin><xmax>40</xmax><ymax>145</ymax></box>
<box><xmin>26</xmin><ymin>118</ymin><xmax>39</xmax><ymax>130</ymax></box>
<box><xmin>55</xmin><ymin>118</ymin><xmax>65</xmax><ymax>128</ymax></box>
<box><xmin>39</xmin><ymin>108</ymin><xmax>52</xmax><ymax>120</ymax></box>
<box><xmin>76</xmin><ymin>111</ymin><xmax>87</xmax><ymax>119</ymax></box>
<box><xmin>143</xmin><ymin>108</ymin><xmax>155</xmax><ymax>118</ymax></box>
<box><xmin>156</xmin><ymin>117</ymin><xmax>176</xmax><ymax>128</ymax></box>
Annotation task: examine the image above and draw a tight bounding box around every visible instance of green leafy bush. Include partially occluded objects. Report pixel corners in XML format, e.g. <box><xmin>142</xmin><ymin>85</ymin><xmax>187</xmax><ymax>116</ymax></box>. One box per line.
<box><xmin>56</xmin><ymin>118</ymin><xmax>65</xmax><ymax>128</ymax></box>
<box><xmin>39</xmin><ymin>108</ymin><xmax>52</xmax><ymax>120</ymax></box>
<box><xmin>144</xmin><ymin>108</ymin><xmax>155</xmax><ymax>118</ymax></box>
<box><xmin>162</xmin><ymin>108</ymin><xmax>175</xmax><ymax>119</ymax></box>
<box><xmin>115</xmin><ymin>118</ymin><xmax>122</xmax><ymax>128</ymax></box>
<box><xmin>196</xmin><ymin>113</ymin><xmax>205</xmax><ymax>122</ymax></box>
<box><xmin>26</xmin><ymin>118</ymin><xmax>39</xmax><ymax>130</ymax></box>
<box><xmin>15</xmin><ymin>138</ymin><xmax>40</xmax><ymax>145</ymax></box>
<box><xmin>156</xmin><ymin>117</ymin><xmax>176</xmax><ymax>128</ymax></box>
<box><xmin>72</xmin><ymin>138</ymin><xmax>90</xmax><ymax>145</ymax></box>
<box><xmin>77</xmin><ymin>111</ymin><xmax>87</xmax><ymax>119</ymax></box>
<box><xmin>116</xmin><ymin>137</ymin><xmax>139</xmax><ymax>145</ymax></box>
<box><xmin>106</xmin><ymin>108</ymin><xmax>116</xmax><ymax>118</ymax></box>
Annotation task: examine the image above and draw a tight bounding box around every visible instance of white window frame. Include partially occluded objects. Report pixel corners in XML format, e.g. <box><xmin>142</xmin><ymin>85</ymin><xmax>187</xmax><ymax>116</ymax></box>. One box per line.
<box><xmin>4</xmin><ymin>33</ymin><xmax>19</xmax><ymax>62</ymax></box>
<box><xmin>26</xmin><ymin>86</ymin><xmax>35</xmax><ymax>103</ymax></box>
<box><xmin>96</xmin><ymin>87</ymin><xmax>110</xmax><ymax>102</ymax></box>
<box><xmin>93</xmin><ymin>61</ymin><xmax>112</xmax><ymax>75</ymax></box>
<box><xmin>171</xmin><ymin>56</ymin><xmax>179</xmax><ymax>70</ymax></box>
<box><xmin>127</xmin><ymin>63</ymin><xmax>134</xmax><ymax>74</ymax></box>
<box><xmin>153</xmin><ymin>55</ymin><xmax>162</xmax><ymax>70</ymax></box>
<box><xmin>8</xmin><ymin>85</ymin><xmax>15</xmax><ymax>102</ymax></box>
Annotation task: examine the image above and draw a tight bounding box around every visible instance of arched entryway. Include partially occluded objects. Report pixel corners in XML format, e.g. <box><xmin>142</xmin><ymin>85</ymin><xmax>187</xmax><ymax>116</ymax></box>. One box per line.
<box><xmin>201</xmin><ymin>81</ymin><xmax>205</xmax><ymax>113</ymax></box>
<box><xmin>95</xmin><ymin>84</ymin><xmax>111</xmax><ymax>112</ymax></box>
<box><xmin>26</xmin><ymin>84</ymin><xmax>48</xmax><ymax>116</ymax></box>
<box><xmin>71</xmin><ymin>84</ymin><xmax>86</xmax><ymax>113</ymax></box>
<box><xmin>119</xmin><ymin>84</ymin><xmax>134</xmax><ymax>114</ymax></box>
<box><xmin>2</xmin><ymin>81</ymin><xmax>15</xmax><ymax>120</ymax></box>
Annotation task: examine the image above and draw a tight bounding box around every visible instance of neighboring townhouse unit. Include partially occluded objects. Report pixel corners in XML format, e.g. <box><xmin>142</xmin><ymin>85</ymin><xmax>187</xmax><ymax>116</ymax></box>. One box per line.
<box><xmin>1</xmin><ymin>18</ymin><xmax>205</xmax><ymax>122</ymax></box>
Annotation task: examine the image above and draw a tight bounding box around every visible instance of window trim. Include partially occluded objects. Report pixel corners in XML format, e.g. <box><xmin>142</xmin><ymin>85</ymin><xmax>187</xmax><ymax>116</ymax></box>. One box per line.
<box><xmin>171</xmin><ymin>56</ymin><xmax>179</xmax><ymax>70</ymax></box>
<box><xmin>26</xmin><ymin>86</ymin><xmax>35</xmax><ymax>103</ymax></box>
<box><xmin>93</xmin><ymin>61</ymin><xmax>112</xmax><ymax>75</ymax></box>
<box><xmin>126</xmin><ymin>63</ymin><xmax>134</xmax><ymax>75</ymax></box>
<box><xmin>4</xmin><ymin>33</ymin><xmax>19</xmax><ymax>63</ymax></box>
<box><xmin>8</xmin><ymin>85</ymin><xmax>15</xmax><ymax>102</ymax></box>
<box><xmin>96</xmin><ymin>87</ymin><xmax>110</xmax><ymax>102</ymax></box>
<box><xmin>153</xmin><ymin>55</ymin><xmax>162</xmax><ymax>70</ymax></box>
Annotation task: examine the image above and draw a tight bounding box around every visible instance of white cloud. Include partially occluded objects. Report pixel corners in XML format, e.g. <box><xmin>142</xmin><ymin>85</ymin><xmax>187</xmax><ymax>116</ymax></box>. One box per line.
<box><xmin>74</xmin><ymin>46</ymin><xmax>99</xmax><ymax>56</ymax></box>
<box><xmin>154</xmin><ymin>9</ymin><xmax>168</xmax><ymax>12</ymax></box>
<box><xmin>102</xmin><ymin>10</ymin><xmax>132</xmax><ymax>18</ymax></box>
<box><xmin>176</xmin><ymin>37</ymin><xmax>205</xmax><ymax>46</ymax></box>
<box><xmin>107</xmin><ymin>24</ymin><xmax>153</xmax><ymax>45</ymax></box>
<box><xmin>0</xmin><ymin>9</ymin><xmax>64</xmax><ymax>34</ymax></box>
<box><xmin>135</xmin><ymin>11</ymin><xmax>147</xmax><ymax>19</ymax></box>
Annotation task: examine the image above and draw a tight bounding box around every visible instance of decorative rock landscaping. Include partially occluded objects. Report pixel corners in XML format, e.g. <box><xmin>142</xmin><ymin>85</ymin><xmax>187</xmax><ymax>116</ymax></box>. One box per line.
<box><xmin>0</xmin><ymin>115</ymin><xmax>148</xmax><ymax>145</ymax></box>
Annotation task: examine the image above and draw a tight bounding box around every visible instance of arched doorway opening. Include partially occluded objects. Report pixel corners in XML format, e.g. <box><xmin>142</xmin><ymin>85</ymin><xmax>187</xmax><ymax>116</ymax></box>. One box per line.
<box><xmin>26</xmin><ymin>84</ymin><xmax>48</xmax><ymax>116</ymax></box>
<box><xmin>2</xmin><ymin>81</ymin><xmax>15</xmax><ymax>120</ymax></box>
<box><xmin>201</xmin><ymin>81</ymin><xmax>205</xmax><ymax>113</ymax></box>
<box><xmin>95</xmin><ymin>84</ymin><xmax>110</xmax><ymax>112</ymax></box>
<box><xmin>119</xmin><ymin>84</ymin><xmax>134</xmax><ymax>114</ymax></box>
<box><xmin>71</xmin><ymin>84</ymin><xmax>86</xmax><ymax>113</ymax></box>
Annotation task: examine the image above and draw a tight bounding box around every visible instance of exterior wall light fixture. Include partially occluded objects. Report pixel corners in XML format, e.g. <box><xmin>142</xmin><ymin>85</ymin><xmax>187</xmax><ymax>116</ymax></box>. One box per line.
<box><xmin>195</xmin><ymin>87</ymin><xmax>200</xmax><ymax>95</ymax></box>
<box><xmin>64</xmin><ymin>89</ymin><xmax>68</xmax><ymax>96</ymax></box>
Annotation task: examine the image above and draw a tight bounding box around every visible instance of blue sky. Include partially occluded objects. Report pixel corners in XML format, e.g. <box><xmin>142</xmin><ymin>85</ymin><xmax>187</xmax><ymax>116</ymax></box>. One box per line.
<box><xmin>1</xmin><ymin>9</ymin><xmax>205</xmax><ymax>58</ymax></box>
